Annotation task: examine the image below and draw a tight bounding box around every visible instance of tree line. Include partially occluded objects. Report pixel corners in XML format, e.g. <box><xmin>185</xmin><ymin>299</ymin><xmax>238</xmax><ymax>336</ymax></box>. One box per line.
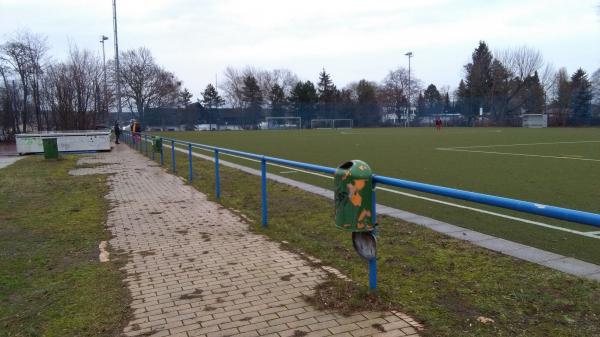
<box><xmin>2</xmin><ymin>30</ymin><xmax>599</xmax><ymax>138</ymax></box>
<box><xmin>212</xmin><ymin>41</ymin><xmax>599</xmax><ymax>127</ymax></box>
<box><xmin>0</xmin><ymin>31</ymin><xmax>186</xmax><ymax>138</ymax></box>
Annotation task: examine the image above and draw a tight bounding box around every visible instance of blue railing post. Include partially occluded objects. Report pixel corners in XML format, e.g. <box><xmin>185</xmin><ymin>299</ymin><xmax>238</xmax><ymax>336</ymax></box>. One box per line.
<box><xmin>151</xmin><ymin>138</ymin><xmax>155</xmax><ymax>161</ymax></box>
<box><xmin>160</xmin><ymin>143</ymin><xmax>164</xmax><ymax>166</ymax></box>
<box><xmin>188</xmin><ymin>143</ymin><xmax>193</xmax><ymax>182</ymax></box>
<box><xmin>369</xmin><ymin>180</ymin><xmax>378</xmax><ymax>291</ymax></box>
<box><xmin>215</xmin><ymin>149</ymin><xmax>221</xmax><ymax>199</ymax></box>
<box><xmin>261</xmin><ymin>157</ymin><xmax>268</xmax><ymax>227</ymax></box>
<box><xmin>171</xmin><ymin>140</ymin><xmax>176</xmax><ymax>172</ymax></box>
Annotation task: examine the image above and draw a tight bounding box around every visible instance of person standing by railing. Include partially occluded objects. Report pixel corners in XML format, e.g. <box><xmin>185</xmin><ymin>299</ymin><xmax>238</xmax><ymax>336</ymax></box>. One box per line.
<box><xmin>114</xmin><ymin>122</ymin><xmax>121</xmax><ymax>144</ymax></box>
<box><xmin>131</xmin><ymin>119</ymin><xmax>141</xmax><ymax>144</ymax></box>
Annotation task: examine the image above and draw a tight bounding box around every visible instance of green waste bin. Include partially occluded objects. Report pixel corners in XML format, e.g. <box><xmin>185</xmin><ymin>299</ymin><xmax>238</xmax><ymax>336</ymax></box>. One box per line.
<box><xmin>334</xmin><ymin>160</ymin><xmax>374</xmax><ymax>232</ymax></box>
<box><xmin>42</xmin><ymin>138</ymin><xmax>59</xmax><ymax>159</ymax></box>
<box><xmin>152</xmin><ymin>136</ymin><xmax>163</xmax><ymax>152</ymax></box>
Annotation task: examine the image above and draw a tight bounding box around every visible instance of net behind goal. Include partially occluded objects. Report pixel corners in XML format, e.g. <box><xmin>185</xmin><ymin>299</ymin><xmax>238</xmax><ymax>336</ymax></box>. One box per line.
<box><xmin>522</xmin><ymin>114</ymin><xmax>547</xmax><ymax>128</ymax></box>
<box><xmin>310</xmin><ymin>119</ymin><xmax>354</xmax><ymax>129</ymax></box>
<box><xmin>266</xmin><ymin>117</ymin><xmax>302</xmax><ymax>129</ymax></box>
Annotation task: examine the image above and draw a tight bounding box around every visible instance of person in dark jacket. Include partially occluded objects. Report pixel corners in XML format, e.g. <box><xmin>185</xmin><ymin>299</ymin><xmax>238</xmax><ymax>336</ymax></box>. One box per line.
<box><xmin>114</xmin><ymin>122</ymin><xmax>121</xmax><ymax>144</ymax></box>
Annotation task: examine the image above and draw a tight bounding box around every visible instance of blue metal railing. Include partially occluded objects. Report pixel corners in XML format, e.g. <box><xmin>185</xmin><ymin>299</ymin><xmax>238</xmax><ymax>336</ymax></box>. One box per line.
<box><xmin>122</xmin><ymin>131</ymin><xmax>600</xmax><ymax>290</ymax></box>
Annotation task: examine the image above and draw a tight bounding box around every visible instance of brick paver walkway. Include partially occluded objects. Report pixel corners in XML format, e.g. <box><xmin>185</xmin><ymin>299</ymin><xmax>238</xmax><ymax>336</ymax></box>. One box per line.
<box><xmin>71</xmin><ymin>145</ymin><xmax>422</xmax><ymax>337</ymax></box>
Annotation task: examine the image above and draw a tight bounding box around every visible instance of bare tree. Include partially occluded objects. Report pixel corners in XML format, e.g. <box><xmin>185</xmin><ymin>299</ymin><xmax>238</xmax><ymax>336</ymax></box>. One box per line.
<box><xmin>0</xmin><ymin>63</ymin><xmax>20</xmax><ymax>135</ymax></box>
<box><xmin>494</xmin><ymin>46</ymin><xmax>549</xmax><ymax>116</ymax></box>
<box><xmin>23</xmin><ymin>32</ymin><xmax>49</xmax><ymax>130</ymax></box>
<box><xmin>119</xmin><ymin>47</ymin><xmax>183</xmax><ymax>126</ymax></box>
<box><xmin>497</xmin><ymin>46</ymin><xmax>544</xmax><ymax>81</ymax></box>
<box><xmin>220</xmin><ymin>66</ymin><xmax>244</xmax><ymax>109</ymax></box>
<box><xmin>1</xmin><ymin>37</ymin><xmax>30</xmax><ymax>132</ymax></box>
<box><xmin>220</xmin><ymin>66</ymin><xmax>299</xmax><ymax>109</ymax></box>
<box><xmin>379</xmin><ymin>67</ymin><xmax>422</xmax><ymax>116</ymax></box>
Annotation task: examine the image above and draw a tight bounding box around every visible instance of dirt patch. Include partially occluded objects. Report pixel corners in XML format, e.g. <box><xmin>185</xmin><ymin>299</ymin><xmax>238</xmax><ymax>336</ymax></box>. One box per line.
<box><xmin>303</xmin><ymin>276</ymin><xmax>395</xmax><ymax>316</ymax></box>
<box><xmin>280</xmin><ymin>274</ymin><xmax>294</xmax><ymax>281</ymax></box>
<box><xmin>372</xmin><ymin>323</ymin><xmax>386</xmax><ymax>332</ymax></box>
<box><xmin>292</xmin><ymin>330</ymin><xmax>308</xmax><ymax>337</ymax></box>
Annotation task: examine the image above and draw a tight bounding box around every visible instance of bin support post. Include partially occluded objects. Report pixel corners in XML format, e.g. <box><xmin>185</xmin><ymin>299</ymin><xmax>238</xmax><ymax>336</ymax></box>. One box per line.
<box><xmin>215</xmin><ymin>149</ymin><xmax>221</xmax><ymax>199</ymax></box>
<box><xmin>369</xmin><ymin>181</ymin><xmax>377</xmax><ymax>291</ymax></box>
<box><xmin>144</xmin><ymin>135</ymin><xmax>148</xmax><ymax>156</ymax></box>
<box><xmin>171</xmin><ymin>140</ymin><xmax>176</xmax><ymax>172</ymax></box>
<box><xmin>188</xmin><ymin>143</ymin><xmax>193</xmax><ymax>182</ymax></box>
<box><xmin>261</xmin><ymin>157</ymin><xmax>267</xmax><ymax>227</ymax></box>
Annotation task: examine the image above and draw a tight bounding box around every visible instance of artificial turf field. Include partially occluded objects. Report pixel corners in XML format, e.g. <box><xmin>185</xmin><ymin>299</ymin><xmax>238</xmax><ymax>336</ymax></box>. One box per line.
<box><xmin>156</xmin><ymin>127</ymin><xmax>600</xmax><ymax>265</ymax></box>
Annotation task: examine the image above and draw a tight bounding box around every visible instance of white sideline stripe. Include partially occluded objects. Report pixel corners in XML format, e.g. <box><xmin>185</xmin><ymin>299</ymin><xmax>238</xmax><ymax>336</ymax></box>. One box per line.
<box><xmin>441</xmin><ymin>140</ymin><xmax>600</xmax><ymax>150</ymax></box>
<box><xmin>437</xmin><ymin>148</ymin><xmax>600</xmax><ymax>162</ymax></box>
<box><xmin>376</xmin><ymin>186</ymin><xmax>599</xmax><ymax>239</ymax></box>
<box><xmin>157</xmin><ymin>141</ymin><xmax>598</xmax><ymax>239</ymax></box>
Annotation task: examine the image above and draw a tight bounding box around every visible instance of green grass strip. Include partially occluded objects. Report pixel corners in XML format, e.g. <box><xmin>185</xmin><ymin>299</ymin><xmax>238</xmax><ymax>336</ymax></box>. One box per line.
<box><xmin>0</xmin><ymin>156</ymin><xmax>129</xmax><ymax>337</ymax></box>
<box><xmin>149</xmin><ymin>144</ymin><xmax>600</xmax><ymax>337</ymax></box>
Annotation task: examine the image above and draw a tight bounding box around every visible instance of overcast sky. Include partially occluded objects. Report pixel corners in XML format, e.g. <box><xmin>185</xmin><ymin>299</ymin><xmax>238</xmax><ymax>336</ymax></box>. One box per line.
<box><xmin>1</xmin><ymin>0</ymin><xmax>599</xmax><ymax>98</ymax></box>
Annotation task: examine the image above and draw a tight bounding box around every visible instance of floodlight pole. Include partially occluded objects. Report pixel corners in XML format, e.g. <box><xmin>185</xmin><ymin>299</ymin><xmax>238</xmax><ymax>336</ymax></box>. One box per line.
<box><xmin>405</xmin><ymin>52</ymin><xmax>413</xmax><ymax>127</ymax></box>
<box><xmin>113</xmin><ymin>0</ymin><xmax>122</xmax><ymax>123</ymax></box>
<box><xmin>100</xmin><ymin>35</ymin><xmax>109</xmax><ymax>123</ymax></box>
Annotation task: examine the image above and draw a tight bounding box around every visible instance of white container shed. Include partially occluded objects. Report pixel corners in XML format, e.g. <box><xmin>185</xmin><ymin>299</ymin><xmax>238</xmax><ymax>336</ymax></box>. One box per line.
<box><xmin>16</xmin><ymin>130</ymin><xmax>111</xmax><ymax>155</ymax></box>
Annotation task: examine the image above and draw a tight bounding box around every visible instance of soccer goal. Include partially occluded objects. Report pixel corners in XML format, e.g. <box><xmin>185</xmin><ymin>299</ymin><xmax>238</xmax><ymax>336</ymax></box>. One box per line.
<box><xmin>310</xmin><ymin>119</ymin><xmax>334</xmax><ymax>129</ymax></box>
<box><xmin>310</xmin><ymin>119</ymin><xmax>354</xmax><ymax>129</ymax></box>
<box><xmin>522</xmin><ymin>114</ymin><xmax>547</xmax><ymax>128</ymax></box>
<box><xmin>265</xmin><ymin>117</ymin><xmax>302</xmax><ymax>130</ymax></box>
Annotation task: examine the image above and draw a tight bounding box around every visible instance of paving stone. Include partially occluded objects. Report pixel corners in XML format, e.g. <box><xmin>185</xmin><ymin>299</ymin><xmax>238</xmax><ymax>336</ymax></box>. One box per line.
<box><xmin>75</xmin><ymin>145</ymin><xmax>421</xmax><ymax>336</ymax></box>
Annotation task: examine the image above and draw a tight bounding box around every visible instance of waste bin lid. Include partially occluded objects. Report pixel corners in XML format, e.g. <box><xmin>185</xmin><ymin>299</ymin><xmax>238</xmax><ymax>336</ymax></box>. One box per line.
<box><xmin>352</xmin><ymin>231</ymin><xmax>376</xmax><ymax>260</ymax></box>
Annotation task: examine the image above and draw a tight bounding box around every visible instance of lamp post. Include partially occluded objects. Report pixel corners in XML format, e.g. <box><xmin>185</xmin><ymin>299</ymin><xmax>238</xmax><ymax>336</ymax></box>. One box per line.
<box><xmin>113</xmin><ymin>0</ymin><xmax>122</xmax><ymax>123</ymax></box>
<box><xmin>405</xmin><ymin>52</ymin><xmax>413</xmax><ymax>127</ymax></box>
<box><xmin>100</xmin><ymin>35</ymin><xmax>109</xmax><ymax>123</ymax></box>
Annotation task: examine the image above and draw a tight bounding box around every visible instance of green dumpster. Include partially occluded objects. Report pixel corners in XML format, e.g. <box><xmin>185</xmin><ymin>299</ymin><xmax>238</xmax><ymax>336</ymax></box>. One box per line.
<box><xmin>42</xmin><ymin>138</ymin><xmax>59</xmax><ymax>159</ymax></box>
<box><xmin>152</xmin><ymin>136</ymin><xmax>163</xmax><ymax>152</ymax></box>
<box><xmin>334</xmin><ymin>160</ymin><xmax>374</xmax><ymax>232</ymax></box>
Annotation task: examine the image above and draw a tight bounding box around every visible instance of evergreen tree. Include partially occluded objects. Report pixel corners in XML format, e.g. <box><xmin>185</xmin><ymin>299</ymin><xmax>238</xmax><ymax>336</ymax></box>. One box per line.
<box><xmin>317</xmin><ymin>68</ymin><xmax>337</xmax><ymax>118</ymax></box>
<box><xmin>241</xmin><ymin>75</ymin><xmax>263</xmax><ymax>126</ymax></box>
<box><xmin>443</xmin><ymin>92</ymin><xmax>451</xmax><ymax>114</ymax></box>
<box><xmin>201</xmin><ymin>84</ymin><xmax>224</xmax><ymax>129</ymax></box>
<box><xmin>456</xmin><ymin>79</ymin><xmax>470</xmax><ymax>117</ymax></box>
<box><xmin>289</xmin><ymin>81</ymin><xmax>317</xmax><ymax>127</ymax></box>
<box><xmin>552</xmin><ymin>68</ymin><xmax>571</xmax><ymax>126</ymax></box>
<box><xmin>355</xmin><ymin>80</ymin><xmax>380</xmax><ymax>126</ymax></box>
<box><xmin>269</xmin><ymin>84</ymin><xmax>286</xmax><ymax>117</ymax></box>
<box><xmin>416</xmin><ymin>93</ymin><xmax>426</xmax><ymax>116</ymax></box>
<box><xmin>423</xmin><ymin>84</ymin><xmax>442</xmax><ymax>115</ymax></box>
<box><xmin>522</xmin><ymin>71</ymin><xmax>545</xmax><ymax>114</ymax></box>
<box><xmin>463</xmin><ymin>41</ymin><xmax>493</xmax><ymax>118</ymax></box>
<box><xmin>489</xmin><ymin>59</ymin><xmax>511</xmax><ymax>120</ymax></box>
<box><xmin>180</xmin><ymin>88</ymin><xmax>193</xmax><ymax>107</ymax></box>
<box><xmin>570</xmin><ymin>68</ymin><xmax>593</xmax><ymax>124</ymax></box>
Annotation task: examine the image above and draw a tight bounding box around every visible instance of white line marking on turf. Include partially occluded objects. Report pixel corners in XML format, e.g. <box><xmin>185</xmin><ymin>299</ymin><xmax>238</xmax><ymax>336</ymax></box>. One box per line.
<box><xmin>437</xmin><ymin>148</ymin><xmax>600</xmax><ymax>162</ymax></box>
<box><xmin>440</xmin><ymin>140</ymin><xmax>600</xmax><ymax>150</ymax></box>
<box><xmin>162</xmin><ymin>141</ymin><xmax>599</xmax><ymax>239</ymax></box>
<box><xmin>376</xmin><ymin>186</ymin><xmax>599</xmax><ymax>239</ymax></box>
<box><xmin>279</xmin><ymin>170</ymin><xmax>298</xmax><ymax>174</ymax></box>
